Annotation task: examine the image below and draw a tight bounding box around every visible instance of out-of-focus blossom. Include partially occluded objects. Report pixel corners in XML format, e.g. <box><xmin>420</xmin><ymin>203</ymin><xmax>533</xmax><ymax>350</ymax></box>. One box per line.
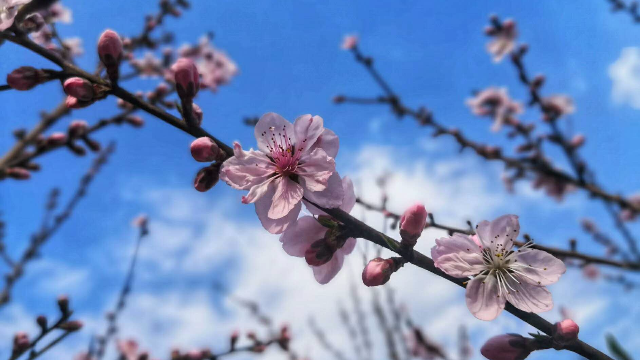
<box><xmin>405</xmin><ymin>329</ymin><xmax>447</xmax><ymax>360</ymax></box>
<box><xmin>220</xmin><ymin>113</ymin><xmax>341</xmax><ymax>234</ymax></box>
<box><xmin>341</xmin><ymin>34</ymin><xmax>358</xmax><ymax>50</ymax></box>
<box><xmin>6</xmin><ymin>66</ymin><xmax>47</xmax><ymax>90</ymax></box>
<box><xmin>172</xmin><ymin>57</ymin><xmax>199</xmax><ymax>101</ymax></box>
<box><xmin>541</xmin><ymin>95</ymin><xmax>575</xmax><ymax>120</ymax></box>
<box><xmin>130</xmin><ymin>52</ymin><xmax>163</xmax><ymax>77</ymax></box>
<box><xmin>5</xmin><ymin>168</ymin><xmax>30</xmax><ymax>180</ymax></box>
<box><xmin>466</xmin><ymin>87</ymin><xmax>523</xmax><ymax>131</ymax></box>
<box><xmin>432</xmin><ymin>215</ymin><xmax>565</xmax><ymax>320</ymax></box>
<box><xmin>192</xmin><ymin>103</ymin><xmax>203</xmax><ymax>125</ymax></box>
<box><xmin>116</xmin><ymin>339</ymin><xmax>139</xmax><ymax>360</ymax></box>
<box><xmin>480</xmin><ymin>334</ymin><xmax>534</xmax><ymax>360</ymax></box>
<box><xmin>46</xmin><ymin>132</ymin><xmax>67</xmax><ymax>146</ymax></box>
<box><xmin>0</xmin><ymin>0</ymin><xmax>31</xmax><ymax>31</ymax></box>
<box><xmin>532</xmin><ymin>174</ymin><xmax>574</xmax><ymax>201</ymax></box>
<box><xmin>620</xmin><ymin>194</ymin><xmax>640</xmax><ymax>222</ymax></box>
<box><xmin>62</xmin><ymin>37</ymin><xmax>83</xmax><ymax>57</ymax></box>
<box><xmin>30</xmin><ymin>26</ymin><xmax>53</xmax><ymax>47</ymax></box>
<box><xmin>582</xmin><ymin>264</ymin><xmax>600</xmax><ymax>280</ymax></box>
<box><xmin>553</xmin><ymin>319</ymin><xmax>579</xmax><ymax>344</ymax></box>
<box><xmin>569</xmin><ymin>134</ymin><xmax>585</xmax><ymax>149</ymax></box>
<box><xmin>20</xmin><ymin>13</ymin><xmax>44</xmax><ymax>32</ymax></box>
<box><xmin>485</xmin><ymin>19</ymin><xmax>517</xmax><ymax>62</ymax></box>
<box><xmin>175</xmin><ymin>36</ymin><xmax>239</xmax><ymax>92</ymax></box>
<box><xmin>73</xmin><ymin>352</ymin><xmax>94</xmax><ymax>360</ymax></box>
<box><xmin>38</xmin><ymin>2</ymin><xmax>72</xmax><ymax>23</ymax></box>
<box><xmin>280</xmin><ymin>176</ymin><xmax>356</xmax><ymax>284</ymax></box>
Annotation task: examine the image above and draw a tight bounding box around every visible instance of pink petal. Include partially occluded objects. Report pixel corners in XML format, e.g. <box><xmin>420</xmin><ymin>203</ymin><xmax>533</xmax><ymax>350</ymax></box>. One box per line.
<box><xmin>476</xmin><ymin>215</ymin><xmax>519</xmax><ymax>253</ymax></box>
<box><xmin>304</xmin><ymin>171</ymin><xmax>344</xmax><ymax>214</ymax></box>
<box><xmin>432</xmin><ymin>233</ymin><xmax>483</xmax><ymax>266</ymax></box>
<box><xmin>268</xmin><ymin>177</ymin><xmax>304</xmax><ymax>219</ymax></box>
<box><xmin>293</xmin><ymin>114</ymin><xmax>324</xmax><ymax>155</ymax></box>
<box><xmin>220</xmin><ymin>146</ymin><xmax>275</xmax><ymax>190</ymax></box>
<box><xmin>312</xmin><ymin>253</ymin><xmax>345</xmax><ymax>284</ymax></box>
<box><xmin>339</xmin><ymin>237</ymin><xmax>357</xmax><ymax>256</ymax></box>
<box><xmin>255</xmin><ymin>188</ymin><xmax>301</xmax><ymax>234</ymax></box>
<box><xmin>297</xmin><ymin>148</ymin><xmax>335</xmax><ymax>192</ymax></box>
<box><xmin>340</xmin><ymin>176</ymin><xmax>356</xmax><ymax>212</ymax></box>
<box><xmin>505</xmin><ymin>277</ymin><xmax>554</xmax><ymax>314</ymax></box>
<box><xmin>308</xmin><ymin>128</ymin><xmax>339</xmax><ymax>159</ymax></box>
<box><xmin>433</xmin><ymin>253</ymin><xmax>485</xmax><ymax>278</ymax></box>
<box><xmin>280</xmin><ymin>216</ymin><xmax>327</xmax><ymax>257</ymax></box>
<box><xmin>254</xmin><ymin>112</ymin><xmax>295</xmax><ymax>154</ymax></box>
<box><xmin>514</xmin><ymin>249</ymin><xmax>566</xmax><ymax>286</ymax></box>
<box><xmin>465</xmin><ymin>275</ymin><xmax>505</xmax><ymax>321</ymax></box>
<box><xmin>241</xmin><ymin>176</ymin><xmax>276</xmax><ymax>204</ymax></box>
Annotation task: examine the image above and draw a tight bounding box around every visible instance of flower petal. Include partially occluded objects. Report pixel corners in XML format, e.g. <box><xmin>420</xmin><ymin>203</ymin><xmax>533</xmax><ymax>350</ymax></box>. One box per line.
<box><xmin>339</xmin><ymin>237</ymin><xmax>357</xmax><ymax>256</ymax></box>
<box><xmin>431</xmin><ymin>234</ymin><xmax>484</xmax><ymax>277</ymax></box>
<box><xmin>504</xmin><ymin>277</ymin><xmax>554</xmax><ymax>314</ymax></box>
<box><xmin>220</xmin><ymin>143</ymin><xmax>275</xmax><ymax>190</ymax></box>
<box><xmin>465</xmin><ymin>274</ymin><xmax>505</xmax><ymax>321</ymax></box>
<box><xmin>340</xmin><ymin>176</ymin><xmax>356</xmax><ymax>213</ymax></box>
<box><xmin>308</xmin><ymin>128</ymin><xmax>339</xmax><ymax>159</ymax></box>
<box><xmin>254</xmin><ymin>112</ymin><xmax>295</xmax><ymax>154</ymax></box>
<box><xmin>297</xmin><ymin>148</ymin><xmax>335</xmax><ymax>192</ymax></box>
<box><xmin>514</xmin><ymin>249</ymin><xmax>566</xmax><ymax>286</ymax></box>
<box><xmin>255</xmin><ymin>183</ymin><xmax>301</xmax><ymax>234</ymax></box>
<box><xmin>268</xmin><ymin>177</ymin><xmax>304</xmax><ymax>219</ymax></box>
<box><xmin>476</xmin><ymin>214</ymin><xmax>519</xmax><ymax>253</ymax></box>
<box><xmin>304</xmin><ymin>171</ymin><xmax>344</xmax><ymax>214</ymax></box>
<box><xmin>241</xmin><ymin>176</ymin><xmax>276</xmax><ymax>204</ymax></box>
<box><xmin>280</xmin><ymin>216</ymin><xmax>327</xmax><ymax>257</ymax></box>
<box><xmin>293</xmin><ymin>114</ymin><xmax>324</xmax><ymax>155</ymax></box>
<box><xmin>312</xmin><ymin>253</ymin><xmax>345</xmax><ymax>285</ymax></box>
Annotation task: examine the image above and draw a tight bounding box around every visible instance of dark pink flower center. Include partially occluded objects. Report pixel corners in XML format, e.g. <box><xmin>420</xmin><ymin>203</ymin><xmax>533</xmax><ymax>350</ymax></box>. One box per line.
<box><xmin>261</xmin><ymin>125</ymin><xmax>303</xmax><ymax>176</ymax></box>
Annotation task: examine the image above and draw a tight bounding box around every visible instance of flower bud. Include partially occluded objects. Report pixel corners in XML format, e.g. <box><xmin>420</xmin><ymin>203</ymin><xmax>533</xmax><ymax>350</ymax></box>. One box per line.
<box><xmin>63</xmin><ymin>77</ymin><xmax>94</xmax><ymax>102</ymax></box>
<box><xmin>192</xmin><ymin>103</ymin><xmax>203</xmax><ymax>126</ymax></box>
<box><xmin>46</xmin><ymin>132</ymin><xmax>68</xmax><ymax>147</ymax></box>
<box><xmin>362</xmin><ymin>257</ymin><xmax>399</xmax><ymax>287</ymax></box>
<box><xmin>480</xmin><ymin>334</ymin><xmax>534</xmax><ymax>360</ymax></box>
<box><xmin>570</xmin><ymin>134</ymin><xmax>585</xmax><ymax>149</ymax></box>
<box><xmin>59</xmin><ymin>320</ymin><xmax>83</xmax><ymax>331</ymax></box>
<box><xmin>553</xmin><ymin>319</ymin><xmax>579</xmax><ymax>344</ymax></box>
<box><xmin>341</xmin><ymin>35</ymin><xmax>358</xmax><ymax>50</ymax></box>
<box><xmin>21</xmin><ymin>13</ymin><xmax>46</xmax><ymax>32</ymax></box>
<box><xmin>190</xmin><ymin>137</ymin><xmax>221</xmax><ymax>162</ymax></box>
<box><xmin>98</xmin><ymin>30</ymin><xmax>123</xmax><ymax>79</ymax></box>
<box><xmin>5</xmin><ymin>168</ymin><xmax>30</xmax><ymax>180</ymax></box>
<box><xmin>36</xmin><ymin>315</ymin><xmax>47</xmax><ymax>330</ymax></box>
<box><xmin>230</xmin><ymin>330</ymin><xmax>239</xmax><ymax>350</ymax></box>
<box><xmin>582</xmin><ymin>264</ymin><xmax>599</xmax><ymax>280</ymax></box>
<box><xmin>57</xmin><ymin>295</ymin><xmax>70</xmax><ymax>315</ymax></box>
<box><xmin>194</xmin><ymin>164</ymin><xmax>220</xmax><ymax>192</ymax></box>
<box><xmin>172</xmin><ymin>58</ymin><xmax>199</xmax><ymax>101</ymax></box>
<box><xmin>12</xmin><ymin>332</ymin><xmax>30</xmax><ymax>355</ymax></box>
<box><xmin>7</xmin><ymin>67</ymin><xmax>46</xmax><ymax>91</ymax></box>
<box><xmin>304</xmin><ymin>239</ymin><xmax>336</xmax><ymax>266</ymax></box>
<box><xmin>124</xmin><ymin>115</ymin><xmax>144</xmax><ymax>128</ymax></box>
<box><xmin>399</xmin><ymin>203</ymin><xmax>428</xmax><ymax>246</ymax></box>
<box><xmin>68</xmin><ymin>120</ymin><xmax>89</xmax><ymax>138</ymax></box>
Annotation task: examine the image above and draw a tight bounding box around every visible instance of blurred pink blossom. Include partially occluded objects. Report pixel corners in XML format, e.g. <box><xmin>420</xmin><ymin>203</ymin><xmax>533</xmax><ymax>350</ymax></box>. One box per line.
<box><xmin>466</xmin><ymin>87</ymin><xmax>522</xmax><ymax>131</ymax></box>
<box><xmin>341</xmin><ymin>35</ymin><xmax>358</xmax><ymax>50</ymax></box>
<box><xmin>0</xmin><ymin>0</ymin><xmax>31</xmax><ymax>31</ymax></box>
<box><xmin>486</xmin><ymin>19</ymin><xmax>517</xmax><ymax>62</ymax></box>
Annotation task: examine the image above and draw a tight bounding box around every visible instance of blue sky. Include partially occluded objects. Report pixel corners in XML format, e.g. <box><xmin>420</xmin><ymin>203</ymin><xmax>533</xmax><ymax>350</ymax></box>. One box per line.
<box><xmin>1</xmin><ymin>1</ymin><xmax>640</xmax><ymax>359</ymax></box>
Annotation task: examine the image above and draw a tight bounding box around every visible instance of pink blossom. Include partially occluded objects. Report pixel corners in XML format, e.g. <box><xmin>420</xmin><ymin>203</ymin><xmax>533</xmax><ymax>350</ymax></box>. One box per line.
<box><xmin>220</xmin><ymin>112</ymin><xmax>341</xmax><ymax>234</ymax></box>
<box><xmin>195</xmin><ymin>38</ymin><xmax>238</xmax><ymax>91</ymax></box>
<box><xmin>405</xmin><ymin>330</ymin><xmax>446</xmax><ymax>360</ymax></box>
<box><xmin>280</xmin><ymin>176</ymin><xmax>355</xmax><ymax>284</ymax></box>
<box><xmin>38</xmin><ymin>2</ymin><xmax>72</xmax><ymax>23</ymax></box>
<box><xmin>480</xmin><ymin>334</ymin><xmax>534</xmax><ymax>360</ymax></box>
<box><xmin>172</xmin><ymin>58</ymin><xmax>200</xmax><ymax>100</ymax></box>
<box><xmin>619</xmin><ymin>194</ymin><xmax>640</xmax><ymax>222</ymax></box>
<box><xmin>486</xmin><ymin>19</ymin><xmax>517</xmax><ymax>62</ymax></box>
<box><xmin>553</xmin><ymin>319</ymin><xmax>579</xmax><ymax>344</ymax></box>
<box><xmin>190</xmin><ymin>137</ymin><xmax>221</xmax><ymax>162</ymax></box>
<box><xmin>130</xmin><ymin>52</ymin><xmax>163</xmax><ymax>77</ymax></box>
<box><xmin>68</xmin><ymin>120</ymin><xmax>89</xmax><ymax>137</ymax></box>
<box><xmin>362</xmin><ymin>257</ymin><xmax>397</xmax><ymax>287</ymax></box>
<box><xmin>132</xmin><ymin>214</ymin><xmax>148</xmax><ymax>229</ymax></box>
<box><xmin>192</xmin><ymin>103</ymin><xmax>203</xmax><ymax>125</ymax></box>
<box><xmin>569</xmin><ymin>134</ymin><xmax>585</xmax><ymax>149</ymax></box>
<box><xmin>541</xmin><ymin>95</ymin><xmax>575</xmax><ymax>120</ymax></box>
<box><xmin>532</xmin><ymin>174</ymin><xmax>574</xmax><ymax>201</ymax></box>
<box><xmin>582</xmin><ymin>264</ymin><xmax>599</xmax><ymax>280</ymax></box>
<box><xmin>341</xmin><ymin>35</ymin><xmax>358</xmax><ymax>50</ymax></box>
<box><xmin>62</xmin><ymin>37</ymin><xmax>83</xmax><ymax>57</ymax></box>
<box><xmin>431</xmin><ymin>215</ymin><xmax>565</xmax><ymax>320</ymax></box>
<box><xmin>466</xmin><ymin>87</ymin><xmax>522</xmax><ymax>131</ymax></box>
<box><xmin>400</xmin><ymin>203</ymin><xmax>428</xmax><ymax>243</ymax></box>
<box><xmin>46</xmin><ymin>132</ymin><xmax>67</xmax><ymax>146</ymax></box>
<box><xmin>116</xmin><ymin>339</ymin><xmax>139</xmax><ymax>360</ymax></box>
<box><xmin>0</xmin><ymin>0</ymin><xmax>31</xmax><ymax>31</ymax></box>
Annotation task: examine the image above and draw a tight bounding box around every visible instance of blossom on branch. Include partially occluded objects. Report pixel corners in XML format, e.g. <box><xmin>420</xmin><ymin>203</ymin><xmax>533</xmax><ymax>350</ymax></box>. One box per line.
<box><xmin>0</xmin><ymin>0</ymin><xmax>31</xmax><ymax>31</ymax></box>
<box><xmin>485</xmin><ymin>18</ymin><xmax>517</xmax><ymax>63</ymax></box>
<box><xmin>280</xmin><ymin>176</ymin><xmax>356</xmax><ymax>284</ymax></box>
<box><xmin>431</xmin><ymin>215</ymin><xmax>566</xmax><ymax>320</ymax></box>
<box><xmin>220</xmin><ymin>112</ymin><xmax>341</xmax><ymax>234</ymax></box>
<box><xmin>466</xmin><ymin>87</ymin><xmax>522</xmax><ymax>132</ymax></box>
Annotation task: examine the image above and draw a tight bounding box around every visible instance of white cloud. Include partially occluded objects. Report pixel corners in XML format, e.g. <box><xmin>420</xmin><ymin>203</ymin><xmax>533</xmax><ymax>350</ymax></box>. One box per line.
<box><xmin>609</xmin><ymin>47</ymin><xmax>640</xmax><ymax>109</ymax></box>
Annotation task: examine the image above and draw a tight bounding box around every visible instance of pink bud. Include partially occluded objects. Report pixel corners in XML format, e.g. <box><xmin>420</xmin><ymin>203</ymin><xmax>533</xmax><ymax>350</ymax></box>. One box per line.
<box><xmin>194</xmin><ymin>165</ymin><xmax>220</xmax><ymax>192</ymax></box>
<box><xmin>132</xmin><ymin>214</ymin><xmax>148</xmax><ymax>229</ymax></box>
<box><xmin>57</xmin><ymin>295</ymin><xmax>70</xmax><ymax>314</ymax></box>
<box><xmin>12</xmin><ymin>332</ymin><xmax>30</xmax><ymax>354</ymax></box>
<box><xmin>63</xmin><ymin>77</ymin><xmax>94</xmax><ymax>102</ymax></box>
<box><xmin>124</xmin><ymin>115</ymin><xmax>144</xmax><ymax>128</ymax></box>
<box><xmin>190</xmin><ymin>137</ymin><xmax>221</xmax><ymax>162</ymax></box>
<box><xmin>399</xmin><ymin>203</ymin><xmax>428</xmax><ymax>243</ymax></box>
<box><xmin>68</xmin><ymin>120</ymin><xmax>89</xmax><ymax>137</ymax></box>
<box><xmin>304</xmin><ymin>239</ymin><xmax>336</xmax><ymax>266</ymax></box>
<box><xmin>5</xmin><ymin>168</ymin><xmax>30</xmax><ymax>180</ymax></box>
<box><xmin>172</xmin><ymin>58</ymin><xmax>199</xmax><ymax>101</ymax></box>
<box><xmin>570</xmin><ymin>134</ymin><xmax>585</xmax><ymax>149</ymax></box>
<box><xmin>192</xmin><ymin>103</ymin><xmax>203</xmax><ymax>126</ymax></box>
<box><xmin>98</xmin><ymin>29</ymin><xmax>123</xmax><ymax>67</ymax></box>
<box><xmin>553</xmin><ymin>319</ymin><xmax>579</xmax><ymax>343</ymax></box>
<box><xmin>46</xmin><ymin>132</ymin><xmax>68</xmax><ymax>147</ymax></box>
<box><xmin>362</xmin><ymin>258</ymin><xmax>396</xmax><ymax>287</ymax></box>
<box><xmin>480</xmin><ymin>334</ymin><xmax>533</xmax><ymax>360</ymax></box>
<box><xmin>341</xmin><ymin>35</ymin><xmax>358</xmax><ymax>50</ymax></box>
<box><xmin>7</xmin><ymin>67</ymin><xmax>46</xmax><ymax>91</ymax></box>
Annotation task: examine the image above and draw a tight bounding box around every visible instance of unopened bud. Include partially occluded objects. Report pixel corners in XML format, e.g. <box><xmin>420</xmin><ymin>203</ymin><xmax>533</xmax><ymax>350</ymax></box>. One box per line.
<box><xmin>57</xmin><ymin>295</ymin><xmax>70</xmax><ymax>315</ymax></box>
<box><xmin>531</xmin><ymin>74</ymin><xmax>545</xmax><ymax>89</ymax></box>
<box><xmin>190</xmin><ymin>137</ymin><xmax>221</xmax><ymax>162</ymax></box>
<box><xmin>82</xmin><ymin>137</ymin><xmax>101</xmax><ymax>152</ymax></box>
<box><xmin>7</xmin><ymin>67</ymin><xmax>46</xmax><ymax>90</ymax></box>
<box><xmin>63</xmin><ymin>77</ymin><xmax>94</xmax><ymax>102</ymax></box>
<box><xmin>194</xmin><ymin>164</ymin><xmax>220</xmax><ymax>192</ymax></box>
<box><xmin>59</xmin><ymin>320</ymin><xmax>83</xmax><ymax>331</ymax></box>
<box><xmin>68</xmin><ymin>120</ymin><xmax>89</xmax><ymax>138</ymax></box>
<box><xmin>553</xmin><ymin>319</ymin><xmax>579</xmax><ymax>344</ymax></box>
<box><xmin>21</xmin><ymin>13</ymin><xmax>45</xmax><ymax>32</ymax></box>
<box><xmin>5</xmin><ymin>168</ymin><xmax>30</xmax><ymax>180</ymax></box>
<box><xmin>46</xmin><ymin>132</ymin><xmax>68</xmax><ymax>147</ymax></box>
<box><xmin>570</xmin><ymin>134</ymin><xmax>585</xmax><ymax>149</ymax></box>
<box><xmin>98</xmin><ymin>29</ymin><xmax>123</xmax><ymax>83</ymax></box>
<box><xmin>172</xmin><ymin>58</ymin><xmax>199</xmax><ymax>101</ymax></box>
<box><xmin>192</xmin><ymin>103</ymin><xmax>203</xmax><ymax>126</ymax></box>
<box><xmin>480</xmin><ymin>334</ymin><xmax>534</xmax><ymax>360</ymax></box>
<box><xmin>399</xmin><ymin>203</ymin><xmax>428</xmax><ymax>246</ymax></box>
<box><xmin>36</xmin><ymin>315</ymin><xmax>47</xmax><ymax>330</ymax></box>
<box><xmin>362</xmin><ymin>257</ymin><xmax>401</xmax><ymax>287</ymax></box>
<box><xmin>12</xmin><ymin>332</ymin><xmax>30</xmax><ymax>354</ymax></box>
<box><xmin>304</xmin><ymin>239</ymin><xmax>336</xmax><ymax>266</ymax></box>
<box><xmin>124</xmin><ymin>115</ymin><xmax>144</xmax><ymax>128</ymax></box>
